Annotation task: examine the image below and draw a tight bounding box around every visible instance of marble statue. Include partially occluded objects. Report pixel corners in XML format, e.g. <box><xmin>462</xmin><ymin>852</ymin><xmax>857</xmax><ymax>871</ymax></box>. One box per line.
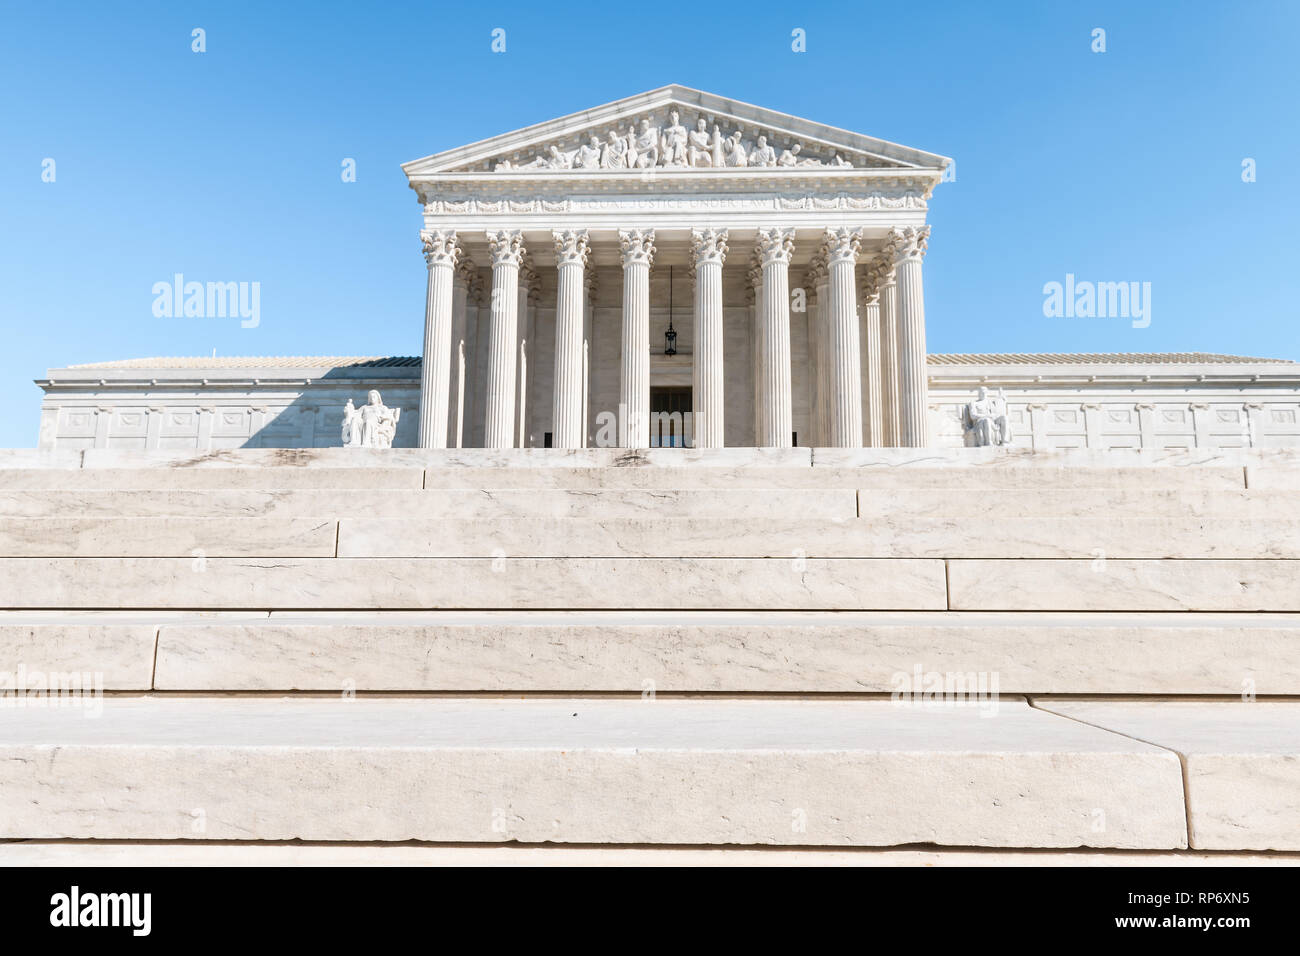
<box><xmin>661</xmin><ymin>111</ymin><xmax>688</xmax><ymax>166</ymax></box>
<box><xmin>963</xmin><ymin>387</ymin><xmax>1013</xmax><ymax>446</ymax></box>
<box><xmin>343</xmin><ymin>390</ymin><xmax>401</xmax><ymax>448</ymax></box>
<box><xmin>575</xmin><ymin>134</ymin><xmax>602</xmax><ymax>170</ymax></box>
<box><xmin>723</xmin><ymin>131</ymin><xmax>748</xmax><ymax>167</ymax></box>
<box><xmin>632</xmin><ymin>118</ymin><xmax>660</xmax><ymax>169</ymax></box>
<box><xmin>601</xmin><ymin>129</ymin><xmax>629</xmax><ymax>169</ymax></box>
<box><xmin>687</xmin><ymin>117</ymin><xmax>713</xmax><ymax>167</ymax></box>
<box><xmin>750</xmin><ymin>134</ymin><xmax>777</xmax><ymax>167</ymax></box>
<box><xmin>777</xmin><ymin>144</ymin><xmax>802</xmax><ymax>166</ymax></box>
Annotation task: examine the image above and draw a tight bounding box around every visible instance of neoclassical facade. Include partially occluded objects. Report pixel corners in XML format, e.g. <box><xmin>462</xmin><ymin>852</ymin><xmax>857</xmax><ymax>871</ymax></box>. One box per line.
<box><xmin>403</xmin><ymin>85</ymin><xmax>945</xmax><ymax>451</ymax></box>
<box><xmin>29</xmin><ymin>88</ymin><xmax>1300</xmax><ymax>451</ymax></box>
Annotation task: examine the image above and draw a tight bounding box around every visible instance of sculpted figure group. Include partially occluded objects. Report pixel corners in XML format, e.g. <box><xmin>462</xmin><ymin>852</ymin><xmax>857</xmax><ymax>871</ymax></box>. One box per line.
<box><xmin>342</xmin><ymin>390</ymin><xmax>401</xmax><ymax>449</ymax></box>
<box><xmin>495</xmin><ymin>111</ymin><xmax>854</xmax><ymax>172</ymax></box>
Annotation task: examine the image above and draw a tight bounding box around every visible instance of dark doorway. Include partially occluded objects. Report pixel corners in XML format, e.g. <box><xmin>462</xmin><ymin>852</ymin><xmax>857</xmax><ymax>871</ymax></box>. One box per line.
<box><xmin>650</xmin><ymin>387</ymin><xmax>691</xmax><ymax>448</ymax></box>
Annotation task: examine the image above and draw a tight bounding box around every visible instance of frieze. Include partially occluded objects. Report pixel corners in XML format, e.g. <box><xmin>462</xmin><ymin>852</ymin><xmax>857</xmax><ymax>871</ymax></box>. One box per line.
<box><xmin>424</xmin><ymin>192</ymin><xmax>928</xmax><ymax>216</ymax></box>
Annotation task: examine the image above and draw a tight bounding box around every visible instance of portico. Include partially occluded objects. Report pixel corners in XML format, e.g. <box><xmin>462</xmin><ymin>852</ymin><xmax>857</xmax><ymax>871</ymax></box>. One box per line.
<box><xmin>402</xmin><ymin>86</ymin><xmax>949</xmax><ymax>451</ymax></box>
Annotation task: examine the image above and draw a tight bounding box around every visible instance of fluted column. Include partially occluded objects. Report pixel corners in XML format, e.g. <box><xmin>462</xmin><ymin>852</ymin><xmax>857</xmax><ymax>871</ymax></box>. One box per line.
<box><xmin>690</xmin><ymin>228</ymin><xmax>728</xmax><ymax>449</ymax></box>
<box><xmin>552</xmin><ymin>229</ymin><xmax>589</xmax><ymax>449</ymax></box>
<box><xmin>418</xmin><ymin>229</ymin><xmax>459</xmax><ymax>449</ymax></box>
<box><xmin>889</xmin><ymin>226</ymin><xmax>932</xmax><ymax>447</ymax></box>
<box><xmin>449</xmin><ymin>258</ymin><xmax>473</xmax><ymax>447</ymax></box>
<box><xmin>747</xmin><ymin>253</ymin><xmax>763</xmax><ymax>444</ymax></box>
<box><xmin>876</xmin><ymin>257</ymin><xmax>901</xmax><ymax>447</ymax></box>
<box><xmin>484</xmin><ymin>230</ymin><xmax>524</xmax><ymax>449</ymax></box>
<box><xmin>859</xmin><ymin>269</ymin><xmax>883</xmax><ymax>447</ymax></box>
<box><xmin>618</xmin><ymin>229</ymin><xmax>655</xmax><ymax>447</ymax></box>
<box><xmin>808</xmin><ymin>253</ymin><xmax>830</xmax><ymax>446</ymax></box>
<box><xmin>583</xmin><ymin>270</ymin><xmax>597</xmax><ymax>447</ymax></box>
<box><xmin>756</xmin><ymin>227</ymin><xmax>795</xmax><ymax>448</ymax></box>
<box><xmin>825</xmin><ymin>227</ymin><xmax>863</xmax><ymax>448</ymax></box>
<box><xmin>515</xmin><ymin>263</ymin><xmax>537</xmax><ymax>448</ymax></box>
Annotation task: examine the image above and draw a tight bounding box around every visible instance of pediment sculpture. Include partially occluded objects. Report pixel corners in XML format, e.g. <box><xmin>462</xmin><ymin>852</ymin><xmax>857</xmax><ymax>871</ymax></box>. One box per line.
<box><xmin>492</xmin><ymin>110</ymin><xmax>856</xmax><ymax>172</ymax></box>
<box><xmin>342</xmin><ymin>390</ymin><xmax>401</xmax><ymax>448</ymax></box>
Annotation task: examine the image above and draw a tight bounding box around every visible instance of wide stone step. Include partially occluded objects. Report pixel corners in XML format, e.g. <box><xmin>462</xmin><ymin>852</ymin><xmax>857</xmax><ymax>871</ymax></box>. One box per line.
<box><xmin>948</xmin><ymin>559</ymin><xmax>1300</xmax><ymax>611</ymax></box>
<box><xmin>0</xmin><ymin>696</ymin><xmax>1186</xmax><ymax>848</ymax></box>
<box><xmin>333</xmin><ymin>516</ymin><xmax>1300</xmax><ymax>559</ymax></box>
<box><xmin>0</xmin><ymin>488</ymin><xmax>858</xmax><ymax>520</ymax></box>
<box><xmin>9</xmin><ymin>610</ymin><xmax>1299</xmax><ymax>694</ymax></box>
<box><xmin>2</xmin><ymin>515</ymin><xmax>1295</xmax><ymax>558</ymax></box>
<box><xmin>1033</xmin><ymin>700</ymin><xmax>1300</xmax><ymax>851</ymax></box>
<box><xmin>0</xmin><ymin>557</ymin><xmax>947</xmax><ymax>610</ymax></box>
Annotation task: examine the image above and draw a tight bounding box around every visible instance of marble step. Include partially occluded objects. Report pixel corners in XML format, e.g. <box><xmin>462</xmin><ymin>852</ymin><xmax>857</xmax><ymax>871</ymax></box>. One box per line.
<box><xmin>0</xmin><ymin>464</ymin><xmax>1250</xmax><ymax>492</ymax></box>
<box><xmin>948</xmin><ymin>559</ymin><xmax>1300</xmax><ymax>611</ymax></box>
<box><xmin>1</xmin><ymin>515</ymin><xmax>1294</xmax><ymax>558</ymax></box>
<box><xmin>150</xmin><ymin>610</ymin><xmax>1300</xmax><ymax>693</ymax></box>
<box><xmin>0</xmin><ymin>488</ymin><xmax>858</xmax><ymax>520</ymax></box>
<box><xmin>0</xmin><ymin>696</ymin><xmax>1187</xmax><ymax>848</ymax></box>
<box><xmin>0</xmin><ymin>557</ymin><xmax>947</xmax><ymax>610</ymax></box>
<box><xmin>3</xmin><ymin>487</ymin><xmax>1295</xmax><ymax>520</ymax></box>
<box><xmin>333</xmin><ymin>516</ymin><xmax>1300</xmax><ymax>559</ymax></box>
<box><xmin>8</xmin><ymin>610</ymin><xmax>1299</xmax><ymax>694</ymax></box>
<box><xmin>1033</xmin><ymin>700</ymin><xmax>1300</xmax><ymax>851</ymax></box>
<box><xmin>860</xmin><ymin>488</ymin><xmax>1300</xmax><ymax>519</ymax></box>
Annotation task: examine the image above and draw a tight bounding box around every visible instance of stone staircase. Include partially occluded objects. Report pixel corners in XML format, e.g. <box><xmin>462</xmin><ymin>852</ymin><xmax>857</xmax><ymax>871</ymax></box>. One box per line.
<box><xmin>1</xmin><ymin>446</ymin><xmax>1297</xmax><ymax>862</ymax></box>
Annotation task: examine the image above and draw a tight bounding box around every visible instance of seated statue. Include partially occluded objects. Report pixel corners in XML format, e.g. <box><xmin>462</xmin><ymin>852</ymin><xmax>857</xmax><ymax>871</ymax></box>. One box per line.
<box><xmin>600</xmin><ymin>129</ymin><xmax>629</xmax><ymax>169</ymax></box>
<box><xmin>749</xmin><ymin>135</ymin><xmax>777</xmax><ymax>167</ymax></box>
<box><xmin>723</xmin><ymin>131</ymin><xmax>747</xmax><ymax>167</ymax></box>
<box><xmin>575</xmin><ymin>134</ymin><xmax>602</xmax><ymax>170</ymax></box>
<box><xmin>343</xmin><ymin>390</ymin><xmax>401</xmax><ymax>448</ymax></box>
<box><xmin>963</xmin><ymin>387</ymin><xmax>1013</xmax><ymax>446</ymax></box>
<box><xmin>687</xmin><ymin>117</ymin><xmax>713</xmax><ymax>167</ymax></box>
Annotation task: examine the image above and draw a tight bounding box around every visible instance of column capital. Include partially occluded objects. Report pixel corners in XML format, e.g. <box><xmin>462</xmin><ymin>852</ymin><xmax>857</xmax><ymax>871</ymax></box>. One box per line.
<box><xmin>824</xmin><ymin>227</ymin><xmax>862</xmax><ymax>265</ymax></box>
<box><xmin>690</xmin><ymin>228</ymin><xmax>729</xmax><ymax>269</ymax></box>
<box><xmin>553</xmin><ymin>229</ymin><xmax>591</xmax><ymax>267</ymax></box>
<box><xmin>420</xmin><ymin>229</ymin><xmax>460</xmax><ymax>268</ymax></box>
<box><xmin>487</xmin><ymin>230</ymin><xmax>526</xmax><ymax>267</ymax></box>
<box><xmin>756</xmin><ymin>227</ymin><xmax>795</xmax><ymax>266</ymax></box>
<box><xmin>618</xmin><ymin>229</ymin><xmax>656</xmax><ymax>267</ymax></box>
<box><xmin>886</xmin><ymin>224</ymin><xmax>931</xmax><ymax>264</ymax></box>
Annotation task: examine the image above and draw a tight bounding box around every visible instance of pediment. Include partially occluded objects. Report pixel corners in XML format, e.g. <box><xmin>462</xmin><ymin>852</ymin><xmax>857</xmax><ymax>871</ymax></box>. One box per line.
<box><xmin>402</xmin><ymin>85</ymin><xmax>951</xmax><ymax>179</ymax></box>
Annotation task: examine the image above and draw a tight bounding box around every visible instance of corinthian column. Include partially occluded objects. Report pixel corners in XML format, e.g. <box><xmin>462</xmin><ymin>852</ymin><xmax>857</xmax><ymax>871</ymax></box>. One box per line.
<box><xmin>805</xmin><ymin>253</ymin><xmax>829</xmax><ymax>447</ymax></box>
<box><xmin>859</xmin><ymin>268</ymin><xmax>883</xmax><ymax>447</ymax></box>
<box><xmin>825</xmin><ymin>227</ymin><xmax>863</xmax><ymax>448</ymax></box>
<box><xmin>419</xmin><ymin>229</ymin><xmax>459</xmax><ymax>449</ymax></box>
<box><xmin>747</xmin><ymin>252</ymin><xmax>763</xmax><ymax>444</ymax></box>
<box><xmin>552</xmin><ymin>229</ymin><xmax>590</xmax><ymax>449</ymax></box>
<box><xmin>515</xmin><ymin>262</ymin><xmax>538</xmax><ymax>448</ymax></box>
<box><xmin>449</xmin><ymin>258</ymin><xmax>473</xmax><ymax>447</ymax></box>
<box><xmin>690</xmin><ymin>228</ymin><xmax>728</xmax><ymax>449</ymax></box>
<box><xmin>875</xmin><ymin>257</ymin><xmax>901</xmax><ymax>446</ymax></box>
<box><xmin>888</xmin><ymin>226</ymin><xmax>932</xmax><ymax>447</ymax></box>
<box><xmin>484</xmin><ymin>230</ymin><xmax>524</xmax><ymax>449</ymax></box>
<box><xmin>618</xmin><ymin>229</ymin><xmax>655</xmax><ymax>448</ymax></box>
<box><xmin>756</xmin><ymin>227</ymin><xmax>795</xmax><ymax>448</ymax></box>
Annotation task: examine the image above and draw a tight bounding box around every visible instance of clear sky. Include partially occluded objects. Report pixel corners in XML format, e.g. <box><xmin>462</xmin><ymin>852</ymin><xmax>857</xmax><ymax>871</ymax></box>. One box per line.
<box><xmin>2</xmin><ymin>0</ymin><xmax>1297</xmax><ymax>446</ymax></box>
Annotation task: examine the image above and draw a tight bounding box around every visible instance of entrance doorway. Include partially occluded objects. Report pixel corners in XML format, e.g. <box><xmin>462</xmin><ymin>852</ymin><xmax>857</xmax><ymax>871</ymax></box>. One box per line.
<box><xmin>650</xmin><ymin>387</ymin><xmax>691</xmax><ymax>448</ymax></box>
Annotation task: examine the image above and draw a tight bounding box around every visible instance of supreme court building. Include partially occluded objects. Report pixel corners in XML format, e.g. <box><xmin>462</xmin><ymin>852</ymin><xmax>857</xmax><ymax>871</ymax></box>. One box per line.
<box><xmin>33</xmin><ymin>87</ymin><xmax>1300</xmax><ymax>451</ymax></box>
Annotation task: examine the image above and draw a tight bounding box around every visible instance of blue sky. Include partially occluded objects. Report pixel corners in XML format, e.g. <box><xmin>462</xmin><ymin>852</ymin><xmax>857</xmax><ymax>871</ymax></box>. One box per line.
<box><xmin>2</xmin><ymin>0</ymin><xmax>1297</xmax><ymax>446</ymax></box>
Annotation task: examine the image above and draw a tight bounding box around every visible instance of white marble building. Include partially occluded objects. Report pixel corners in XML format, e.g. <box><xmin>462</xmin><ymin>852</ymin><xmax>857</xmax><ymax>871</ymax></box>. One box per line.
<box><xmin>31</xmin><ymin>87</ymin><xmax>1300</xmax><ymax>451</ymax></box>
